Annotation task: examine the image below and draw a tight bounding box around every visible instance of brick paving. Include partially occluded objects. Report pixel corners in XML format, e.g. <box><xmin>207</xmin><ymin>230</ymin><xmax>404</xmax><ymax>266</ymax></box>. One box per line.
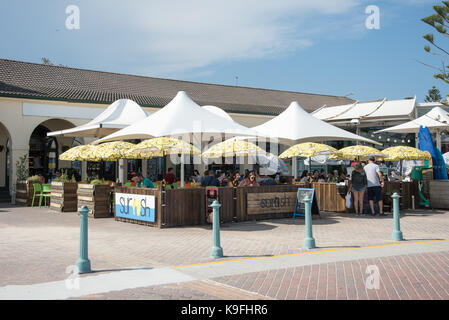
<box><xmin>1</xmin><ymin>203</ymin><xmax>449</xmax><ymax>299</ymax></box>
<box><xmin>70</xmin><ymin>250</ymin><xmax>449</xmax><ymax>300</ymax></box>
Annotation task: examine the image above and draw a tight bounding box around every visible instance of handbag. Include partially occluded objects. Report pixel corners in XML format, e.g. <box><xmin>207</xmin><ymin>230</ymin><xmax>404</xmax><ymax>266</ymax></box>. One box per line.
<box><xmin>345</xmin><ymin>192</ymin><xmax>352</xmax><ymax>209</ymax></box>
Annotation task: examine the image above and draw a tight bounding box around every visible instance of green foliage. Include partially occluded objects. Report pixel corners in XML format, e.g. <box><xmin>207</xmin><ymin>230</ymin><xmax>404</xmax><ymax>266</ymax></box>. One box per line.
<box><xmin>26</xmin><ymin>175</ymin><xmax>40</xmax><ymax>182</ymax></box>
<box><xmin>15</xmin><ymin>154</ymin><xmax>29</xmax><ymax>181</ymax></box>
<box><xmin>422</xmin><ymin>2</ymin><xmax>449</xmax><ymax>86</ymax></box>
<box><xmin>89</xmin><ymin>179</ymin><xmax>107</xmax><ymax>185</ymax></box>
<box><xmin>425</xmin><ymin>86</ymin><xmax>443</xmax><ymax>102</ymax></box>
<box><xmin>53</xmin><ymin>169</ymin><xmax>69</xmax><ymax>182</ymax></box>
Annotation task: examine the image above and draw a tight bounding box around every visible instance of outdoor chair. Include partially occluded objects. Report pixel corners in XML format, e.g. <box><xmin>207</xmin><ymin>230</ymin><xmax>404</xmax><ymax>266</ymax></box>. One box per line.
<box><xmin>40</xmin><ymin>184</ymin><xmax>51</xmax><ymax>207</ymax></box>
<box><xmin>125</xmin><ymin>182</ymin><xmax>132</xmax><ymax>187</ymax></box>
<box><xmin>31</xmin><ymin>183</ymin><xmax>42</xmax><ymax>207</ymax></box>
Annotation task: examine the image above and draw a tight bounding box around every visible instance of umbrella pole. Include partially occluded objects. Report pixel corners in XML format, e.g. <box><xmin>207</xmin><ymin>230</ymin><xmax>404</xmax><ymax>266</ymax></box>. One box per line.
<box><xmin>293</xmin><ymin>156</ymin><xmax>298</xmax><ymax>180</ymax></box>
<box><xmin>400</xmin><ymin>160</ymin><xmax>403</xmax><ymax>179</ymax></box>
<box><xmin>309</xmin><ymin>157</ymin><xmax>311</xmax><ymax>173</ymax></box>
<box><xmin>181</xmin><ymin>154</ymin><xmax>185</xmax><ymax>188</ymax></box>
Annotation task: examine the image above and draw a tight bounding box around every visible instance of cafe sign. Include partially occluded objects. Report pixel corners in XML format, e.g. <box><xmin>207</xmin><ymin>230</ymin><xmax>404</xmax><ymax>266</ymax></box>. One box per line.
<box><xmin>115</xmin><ymin>193</ymin><xmax>156</xmax><ymax>223</ymax></box>
<box><xmin>247</xmin><ymin>192</ymin><xmax>297</xmax><ymax>215</ymax></box>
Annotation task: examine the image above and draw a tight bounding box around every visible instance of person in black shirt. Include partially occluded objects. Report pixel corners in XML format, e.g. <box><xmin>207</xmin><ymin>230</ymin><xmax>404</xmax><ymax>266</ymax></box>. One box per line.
<box><xmin>348</xmin><ymin>163</ymin><xmax>368</xmax><ymax>216</ymax></box>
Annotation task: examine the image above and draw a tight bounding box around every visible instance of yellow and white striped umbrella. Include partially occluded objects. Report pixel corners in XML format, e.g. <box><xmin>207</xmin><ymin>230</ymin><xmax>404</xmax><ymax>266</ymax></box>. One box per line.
<box><xmin>59</xmin><ymin>145</ymin><xmax>97</xmax><ymax>161</ymax></box>
<box><xmin>381</xmin><ymin>146</ymin><xmax>432</xmax><ymax>161</ymax></box>
<box><xmin>331</xmin><ymin>145</ymin><xmax>384</xmax><ymax>161</ymax></box>
<box><xmin>124</xmin><ymin>137</ymin><xmax>201</xmax><ymax>159</ymax></box>
<box><xmin>279</xmin><ymin>142</ymin><xmax>340</xmax><ymax>159</ymax></box>
<box><xmin>201</xmin><ymin>139</ymin><xmax>265</xmax><ymax>158</ymax></box>
<box><xmin>90</xmin><ymin>141</ymin><xmax>136</xmax><ymax>161</ymax></box>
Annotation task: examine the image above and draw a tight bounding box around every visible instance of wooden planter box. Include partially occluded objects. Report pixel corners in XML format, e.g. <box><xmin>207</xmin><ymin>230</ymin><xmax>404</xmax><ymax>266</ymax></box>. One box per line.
<box><xmin>15</xmin><ymin>180</ymin><xmax>40</xmax><ymax>206</ymax></box>
<box><xmin>430</xmin><ymin>180</ymin><xmax>449</xmax><ymax>209</ymax></box>
<box><xmin>50</xmin><ymin>182</ymin><xmax>78</xmax><ymax>212</ymax></box>
<box><xmin>77</xmin><ymin>184</ymin><xmax>111</xmax><ymax>218</ymax></box>
<box><xmin>311</xmin><ymin>182</ymin><xmax>346</xmax><ymax>213</ymax></box>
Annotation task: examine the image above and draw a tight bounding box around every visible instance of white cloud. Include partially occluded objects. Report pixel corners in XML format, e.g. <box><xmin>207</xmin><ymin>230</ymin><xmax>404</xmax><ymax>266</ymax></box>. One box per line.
<box><xmin>78</xmin><ymin>0</ymin><xmax>362</xmax><ymax>75</ymax></box>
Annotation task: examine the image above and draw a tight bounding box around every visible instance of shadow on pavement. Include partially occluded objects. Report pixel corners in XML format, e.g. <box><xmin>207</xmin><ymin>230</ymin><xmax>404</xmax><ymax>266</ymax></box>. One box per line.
<box><xmin>313</xmin><ymin>245</ymin><xmax>362</xmax><ymax>249</ymax></box>
<box><xmin>89</xmin><ymin>267</ymin><xmax>153</xmax><ymax>274</ymax></box>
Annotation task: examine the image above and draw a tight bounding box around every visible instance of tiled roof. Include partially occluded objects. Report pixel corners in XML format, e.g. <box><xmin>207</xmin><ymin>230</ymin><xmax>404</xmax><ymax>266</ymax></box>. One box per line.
<box><xmin>0</xmin><ymin>59</ymin><xmax>354</xmax><ymax>115</ymax></box>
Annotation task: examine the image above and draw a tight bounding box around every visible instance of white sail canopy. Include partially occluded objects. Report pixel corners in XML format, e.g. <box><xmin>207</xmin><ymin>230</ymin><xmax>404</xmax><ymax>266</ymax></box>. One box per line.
<box><xmin>376</xmin><ymin>106</ymin><xmax>449</xmax><ymax>134</ymax></box>
<box><xmin>96</xmin><ymin>91</ymin><xmax>258</xmax><ymax>143</ymax></box>
<box><xmin>47</xmin><ymin>99</ymin><xmax>150</xmax><ymax>138</ymax></box>
<box><xmin>252</xmin><ymin>101</ymin><xmax>379</xmax><ymax>145</ymax></box>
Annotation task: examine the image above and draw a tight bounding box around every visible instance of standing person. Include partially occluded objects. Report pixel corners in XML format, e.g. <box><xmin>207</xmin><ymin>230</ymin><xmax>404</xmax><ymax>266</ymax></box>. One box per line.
<box><xmin>364</xmin><ymin>156</ymin><xmax>385</xmax><ymax>216</ymax></box>
<box><xmin>348</xmin><ymin>163</ymin><xmax>368</xmax><ymax>216</ymax></box>
<box><xmin>164</xmin><ymin>168</ymin><xmax>176</xmax><ymax>186</ymax></box>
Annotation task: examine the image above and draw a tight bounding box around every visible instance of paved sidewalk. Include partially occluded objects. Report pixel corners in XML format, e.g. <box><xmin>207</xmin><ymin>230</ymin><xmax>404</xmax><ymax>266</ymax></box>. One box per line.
<box><xmin>74</xmin><ymin>249</ymin><xmax>449</xmax><ymax>300</ymax></box>
<box><xmin>0</xmin><ymin>203</ymin><xmax>448</xmax><ymax>299</ymax></box>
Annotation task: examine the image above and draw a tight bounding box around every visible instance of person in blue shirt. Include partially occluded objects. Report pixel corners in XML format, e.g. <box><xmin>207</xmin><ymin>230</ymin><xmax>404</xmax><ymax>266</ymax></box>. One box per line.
<box><xmin>142</xmin><ymin>176</ymin><xmax>154</xmax><ymax>188</ymax></box>
<box><xmin>201</xmin><ymin>170</ymin><xmax>220</xmax><ymax>187</ymax></box>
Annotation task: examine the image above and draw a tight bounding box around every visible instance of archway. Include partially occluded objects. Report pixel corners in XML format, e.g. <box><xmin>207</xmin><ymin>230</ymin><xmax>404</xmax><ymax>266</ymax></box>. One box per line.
<box><xmin>0</xmin><ymin>121</ymin><xmax>11</xmax><ymax>189</ymax></box>
<box><xmin>28</xmin><ymin>119</ymin><xmax>78</xmax><ymax>181</ymax></box>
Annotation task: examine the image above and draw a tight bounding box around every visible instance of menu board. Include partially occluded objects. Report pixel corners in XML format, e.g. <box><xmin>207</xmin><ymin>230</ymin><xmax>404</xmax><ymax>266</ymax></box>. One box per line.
<box><xmin>293</xmin><ymin>188</ymin><xmax>320</xmax><ymax>217</ymax></box>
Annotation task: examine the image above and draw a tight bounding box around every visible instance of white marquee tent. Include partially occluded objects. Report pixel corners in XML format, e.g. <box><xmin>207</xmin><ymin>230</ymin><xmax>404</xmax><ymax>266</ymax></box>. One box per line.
<box><xmin>47</xmin><ymin>99</ymin><xmax>150</xmax><ymax>138</ymax></box>
<box><xmin>96</xmin><ymin>91</ymin><xmax>259</xmax><ymax>186</ymax></box>
<box><xmin>252</xmin><ymin>101</ymin><xmax>379</xmax><ymax>178</ymax></box>
<box><xmin>97</xmin><ymin>91</ymin><xmax>258</xmax><ymax>143</ymax></box>
<box><xmin>375</xmin><ymin>106</ymin><xmax>449</xmax><ymax>149</ymax></box>
<box><xmin>252</xmin><ymin>101</ymin><xmax>379</xmax><ymax>146</ymax></box>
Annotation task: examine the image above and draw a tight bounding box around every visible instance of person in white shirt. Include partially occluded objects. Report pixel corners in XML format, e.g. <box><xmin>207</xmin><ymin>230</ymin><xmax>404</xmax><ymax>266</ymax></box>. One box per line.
<box><xmin>363</xmin><ymin>156</ymin><xmax>385</xmax><ymax>216</ymax></box>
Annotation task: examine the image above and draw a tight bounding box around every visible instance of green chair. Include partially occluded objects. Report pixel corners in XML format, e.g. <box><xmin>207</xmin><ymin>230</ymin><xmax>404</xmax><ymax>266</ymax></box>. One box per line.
<box><xmin>173</xmin><ymin>182</ymin><xmax>179</xmax><ymax>189</ymax></box>
<box><xmin>31</xmin><ymin>183</ymin><xmax>42</xmax><ymax>207</ymax></box>
<box><xmin>125</xmin><ymin>182</ymin><xmax>132</xmax><ymax>187</ymax></box>
<box><xmin>41</xmin><ymin>184</ymin><xmax>52</xmax><ymax>207</ymax></box>
<box><xmin>165</xmin><ymin>185</ymin><xmax>172</xmax><ymax>190</ymax></box>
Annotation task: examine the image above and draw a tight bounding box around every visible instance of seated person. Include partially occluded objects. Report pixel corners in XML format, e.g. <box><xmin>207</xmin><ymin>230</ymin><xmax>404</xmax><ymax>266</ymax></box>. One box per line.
<box><xmin>142</xmin><ymin>176</ymin><xmax>154</xmax><ymax>188</ymax></box>
<box><xmin>164</xmin><ymin>168</ymin><xmax>176</xmax><ymax>185</ymax></box>
<box><xmin>228</xmin><ymin>172</ymin><xmax>242</xmax><ymax>187</ymax></box>
<box><xmin>388</xmin><ymin>170</ymin><xmax>401</xmax><ymax>182</ymax></box>
<box><xmin>260</xmin><ymin>174</ymin><xmax>277</xmax><ymax>186</ymax></box>
<box><xmin>317</xmin><ymin>175</ymin><xmax>326</xmax><ymax>183</ymax></box>
<box><xmin>299</xmin><ymin>170</ymin><xmax>309</xmax><ymax>183</ymax></box>
<box><xmin>279</xmin><ymin>176</ymin><xmax>288</xmax><ymax>185</ymax></box>
<box><xmin>201</xmin><ymin>170</ymin><xmax>220</xmax><ymax>187</ymax></box>
<box><xmin>311</xmin><ymin>170</ymin><xmax>319</xmax><ymax>182</ymax></box>
<box><xmin>191</xmin><ymin>170</ymin><xmax>202</xmax><ymax>183</ymax></box>
<box><xmin>327</xmin><ymin>172</ymin><xmax>338</xmax><ymax>183</ymax></box>
<box><xmin>239</xmin><ymin>171</ymin><xmax>260</xmax><ymax>187</ymax></box>
<box><xmin>131</xmin><ymin>172</ymin><xmax>141</xmax><ymax>184</ymax></box>
<box><xmin>338</xmin><ymin>172</ymin><xmax>347</xmax><ymax>182</ymax></box>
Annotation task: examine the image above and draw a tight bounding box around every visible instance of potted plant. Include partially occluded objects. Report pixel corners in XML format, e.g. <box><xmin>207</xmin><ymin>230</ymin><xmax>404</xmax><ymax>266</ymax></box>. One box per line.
<box><xmin>14</xmin><ymin>154</ymin><xmax>36</xmax><ymax>206</ymax></box>
<box><xmin>50</xmin><ymin>170</ymin><xmax>78</xmax><ymax>212</ymax></box>
<box><xmin>77</xmin><ymin>178</ymin><xmax>111</xmax><ymax>218</ymax></box>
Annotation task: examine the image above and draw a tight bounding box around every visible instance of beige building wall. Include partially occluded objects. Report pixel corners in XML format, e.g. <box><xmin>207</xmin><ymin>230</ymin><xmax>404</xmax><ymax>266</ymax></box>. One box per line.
<box><xmin>0</xmin><ymin>96</ymin><xmax>292</xmax><ymax>192</ymax></box>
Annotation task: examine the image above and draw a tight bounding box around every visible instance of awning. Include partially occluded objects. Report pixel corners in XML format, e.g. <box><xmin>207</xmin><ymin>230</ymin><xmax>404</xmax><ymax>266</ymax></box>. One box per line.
<box><xmin>47</xmin><ymin>99</ymin><xmax>149</xmax><ymax>138</ymax></box>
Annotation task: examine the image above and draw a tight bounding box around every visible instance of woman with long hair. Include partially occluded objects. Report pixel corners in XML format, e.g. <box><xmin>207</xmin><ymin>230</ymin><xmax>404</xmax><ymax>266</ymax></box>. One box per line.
<box><xmin>348</xmin><ymin>163</ymin><xmax>368</xmax><ymax>216</ymax></box>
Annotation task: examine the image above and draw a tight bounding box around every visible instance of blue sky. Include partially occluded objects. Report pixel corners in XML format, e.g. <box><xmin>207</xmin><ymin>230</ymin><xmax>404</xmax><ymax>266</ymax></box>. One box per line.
<box><xmin>0</xmin><ymin>0</ymin><xmax>446</xmax><ymax>102</ymax></box>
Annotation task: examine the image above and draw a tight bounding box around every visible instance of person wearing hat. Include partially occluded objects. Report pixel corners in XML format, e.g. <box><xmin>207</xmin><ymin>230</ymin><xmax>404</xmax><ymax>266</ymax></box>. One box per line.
<box><xmin>363</xmin><ymin>156</ymin><xmax>385</xmax><ymax>216</ymax></box>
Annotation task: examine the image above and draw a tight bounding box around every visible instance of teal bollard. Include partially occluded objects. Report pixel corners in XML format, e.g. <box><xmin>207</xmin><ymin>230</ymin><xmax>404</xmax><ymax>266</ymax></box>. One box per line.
<box><xmin>75</xmin><ymin>206</ymin><xmax>92</xmax><ymax>273</ymax></box>
<box><xmin>210</xmin><ymin>200</ymin><xmax>223</xmax><ymax>258</ymax></box>
<box><xmin>391</xmin><ymin>193</ymin><xmax>404</xmax><ymax>241</ymax></box>
<box><xmin>303</xmin><ymin>195</ymin><xmax>316</xmax><ymax>249</ymax></box>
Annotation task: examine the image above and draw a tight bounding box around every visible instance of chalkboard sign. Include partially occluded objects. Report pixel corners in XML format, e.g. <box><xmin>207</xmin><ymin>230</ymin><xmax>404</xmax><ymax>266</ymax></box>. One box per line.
<box><xmin>293</xmin><ymin>188</ymin><xmax>321</xmax><ymax>218</ymax></box>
